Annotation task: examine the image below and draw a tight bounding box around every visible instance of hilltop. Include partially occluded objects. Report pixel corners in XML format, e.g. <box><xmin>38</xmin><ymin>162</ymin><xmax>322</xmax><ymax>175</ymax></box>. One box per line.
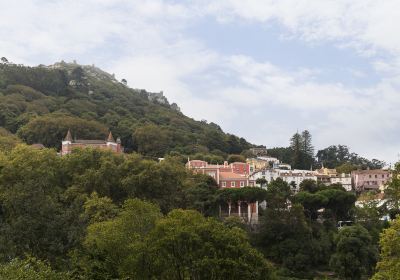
<box><xmin>0</xmin><ymin>59</ymin><xmax>253</xmax><ymax>157</ymax></box>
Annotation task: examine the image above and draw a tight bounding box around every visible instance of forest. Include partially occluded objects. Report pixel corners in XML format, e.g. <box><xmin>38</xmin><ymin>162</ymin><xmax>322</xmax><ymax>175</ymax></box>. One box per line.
<box><xmin>0</xmin><ymin>145</ymin><xmax>398</xmax><ymax>279</ymax></box>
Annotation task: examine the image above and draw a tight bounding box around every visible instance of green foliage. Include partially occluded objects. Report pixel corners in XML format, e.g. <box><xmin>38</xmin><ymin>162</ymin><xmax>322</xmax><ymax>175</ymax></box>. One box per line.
<box><xmin>227</xmin><ymin>154</ymin><xmax>246</xmax><ymax>163</ymax></box>
<box><xmin>385</xmin><ymin>176</ymin><xmax>400</xmax><ymax>211</ymax></box>
<box><xmin>0</xmin><ymin>127</ymin><xmax>21</xmax><ymax>151</ymax></box>
<box><xmin>0</xmin><ymin>62</ymin><xmax>252</xmax><ymax>156</ymax></box>
<box><xmin>0</xmin><ymin>145</ymin><xmax>69</xmax><ymax>263</ymax></box>
<box><xmin>78</xmin><ymin>199</ymin><xmax>162</xmax><ymax>279</ymax></box>
<box><xmin>82</xmin><ymin>192</ymin><xmax>119</xmax><ymax>224</ymax></box>
<box><xmin>329</xmin><ymin>225</ymin><xmax>377</xmax><ymax>279</ymax></box>
<box><xmin>145</xmin><ymin>209</ymin><xmax>276</xmax><ymax>280</ymax></box>
<box><xmin>372</xmin><ymin>216</ymin><xmax>400</xmax><ymax>280</ymax></box>
<box><xmin>183</xmin><ymin>175</ymin><xmax>219</xmax><ymax>216</ymax></box>
<box><xmin>336</xmin><ymin>162</ymin><xmax>358</xmax><ymax>174</ymax></box>
<box><xmin>216</xmin><ymin>187</ymin><xmax>268</xmax><ymax>203</ymax></box>
<box><xmin>133</xmin><ymin>123</ymin><xmax>171</xmax><ymax>157</ymax></box>
<box><xmin>0</xmin><ymin>257</ymin><xmax>71</xmax><ymax>280</ymax></box>
<box><xmin>17</xmin><ymin>114</ymin><xmax>108</xmax><ymax>149</ymax></box>
<box><xmin>77</xmin><ymin>202</ymin><xmax>276</xmax><ymax>279</ymax></box>
<box><xmin>317</xmin><ymin>145</ymin><xmax>385</xmax><ymax>169</ymax></box>
<box><xmin>255</xmin><ymin>204</ymin><xmax>317</xmax><ymax>276</ymax></box>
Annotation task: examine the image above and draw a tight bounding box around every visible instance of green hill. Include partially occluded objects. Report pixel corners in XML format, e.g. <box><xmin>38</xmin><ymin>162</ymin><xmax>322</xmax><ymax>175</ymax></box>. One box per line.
<box><xmin>0</xmin><ymin>60</ymin><xmax>253</xmax><ymax>157</ymax></box>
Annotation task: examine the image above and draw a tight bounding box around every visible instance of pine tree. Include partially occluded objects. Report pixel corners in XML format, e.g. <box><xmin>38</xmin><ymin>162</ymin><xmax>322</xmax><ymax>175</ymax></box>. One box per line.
<box><xmin>290</xmin><ymin>132</ymin><xmax>303</xmax><ymax>169</ymax></box>
<box><xmin>301</xmin><ymin>130</ymin><xmax>314</xmax><ymax>157</ymax></box>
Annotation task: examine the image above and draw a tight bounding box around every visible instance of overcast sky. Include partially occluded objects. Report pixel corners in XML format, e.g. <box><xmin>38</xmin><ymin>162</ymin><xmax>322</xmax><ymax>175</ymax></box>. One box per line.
<box><xmin>1</xmin><ymin>0</ymin><xmax>400</xmax><ymax>164</ymax></box>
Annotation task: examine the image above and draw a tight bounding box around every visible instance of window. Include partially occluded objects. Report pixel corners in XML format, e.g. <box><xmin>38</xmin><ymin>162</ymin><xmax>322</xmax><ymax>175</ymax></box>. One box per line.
<box><xmin>231</xmin><ymin>182</ymin><xmax>236</xmax><ymax>187</ymax></box>
<box><xmin>375</xmin><ymin>175</ymin><xmax>377</xmax><ymax>178</ymax></box>
<box><xmin>369</xmin><ymin>175</ymin><xmax>372</xmax><ymax>178</ymax></box>
<box><xmin>382</xmin><ymin>174</ymin><xmax>385</xmax><ymax>178</ymax></box>
<box><xmin>240</xmin><ymin>181</ymin><xmax>244</xmax><ymax>187</ymax></box>
<box><xmin>222</xmin><ymin>182</ymin><xmax>226</xmax><ymax>187</ymax></box>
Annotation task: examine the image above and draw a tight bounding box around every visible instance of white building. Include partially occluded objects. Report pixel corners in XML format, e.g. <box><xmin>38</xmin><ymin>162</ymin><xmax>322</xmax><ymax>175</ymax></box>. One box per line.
<box><xmin>330</xmin><ymin>174</ymin><xmax>352</xmax><ymax>191</ymax></box>
<box><xmin>250</xmin><ymin>169</ymin><xmax>317</xmax><ymax>192</ymax></box>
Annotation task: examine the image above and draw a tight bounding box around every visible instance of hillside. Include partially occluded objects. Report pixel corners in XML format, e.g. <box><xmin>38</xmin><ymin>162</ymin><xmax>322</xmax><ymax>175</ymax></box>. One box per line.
<box><xmin>0</xmin><ymin>60</ymin><xmax>253</xmax><ymax>157</ymax></box>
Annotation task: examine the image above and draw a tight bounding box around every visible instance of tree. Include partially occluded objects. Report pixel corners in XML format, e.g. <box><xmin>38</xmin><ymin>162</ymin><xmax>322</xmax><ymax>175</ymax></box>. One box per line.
<box><xmin>294</xmin><ymin>191</ymin><xmax>328</xmax><ymax>220</ymax></box>
<box><xmin>301</xmin><ymin>130</ymin><xmax>314</xmax><ymax>157</ymax></box>
<box><xmin>385</xmin><ymin>176</ymin><xmax>400</xmax><ymax>211</ymax></box>
<box><xmin>133</xmin><ymin>124</ymin><xmax>171</xmax><ymax>157</ymax></box>
<box><xmin>336</xmin><ymin>162</ymin><xmax>357</xmax><ymax>174</ymax></box>
<box><xmin>0</xmin><ymin>145</ymin><xmax>72</xmax><ymax>263</ymax></box>
<box><xmin>299</xmin><ymin>179</ymin><xmax>319</xmax><ymax>193</ymax></box>
<box><xmin>183</xmin><ymin>176</ymin><xmax>219</xmax><ymax>217</ymax></box>
<box><xmin>372</xmin><ymin>216</ymin><xmax>400</xmax><ymax>280</ymax></box>
<box><xmin>330</xmin><ymin>225</ymin><xmax>377</xmax><ymax>280</ymax></box>
<box><xmin>255</xmin><ymin>203</ymin><xmax>316</xmax><ymax>275</ymax></box>
<box><xmin>266</xmin><ymin>178</ymin><xmax>292</xmax><ymax>209</ymax></box>
<box><xmin>146</xmin><ymin>209</ymin><xmax>276</xmax><ymax>280</ymax></box>
<box><xmin>17</xmin><ymin>114</ymin><xmax>108</xmax><ymax>149</ymax></box>
<box><xmin>70</xmin><ymin>66</ymin><xmax>84</xmax><ymax>82</ymax></box>
<box><xmin>227</xmin><ymin>154</ymin><xmax>246</xmax><ymax>163</ymax></box>
<box><xmin>0</xmin><ymin>257</ymin><xmax>70</xmax><ymax>280</ymax></box>
<box><xmin>77</xmin><ymin>199</ymin><xmax>162</xmax><ymax>279</ymax></box>
<box><xmin>256</xmin><ymin>177</ymin><xmax>268</xmax><ymax>188</ymax></box>
<box><xmin>290</xmin><ymin>132</ymin><xmax>303</xmax><ymax>169</ymax></box>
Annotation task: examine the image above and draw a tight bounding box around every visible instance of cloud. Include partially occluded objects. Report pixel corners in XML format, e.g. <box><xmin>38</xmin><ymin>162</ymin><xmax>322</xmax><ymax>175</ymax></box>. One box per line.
<box><xmin>0</xmin><ymin>0</ymin><xmax>400</xmax><ymax>163</ymax></box>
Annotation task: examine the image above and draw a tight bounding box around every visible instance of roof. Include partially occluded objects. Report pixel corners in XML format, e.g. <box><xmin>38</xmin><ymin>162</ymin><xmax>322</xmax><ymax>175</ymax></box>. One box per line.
<box><xmin>219</xmin><ymin>171</ymin><xmax>247</xmax><ymax>180</ymax></box>
<box><xmin>31</xmin><ymin>143</ymin><xmax>45</xmax><ymax>149</ymax></box>
<box><xmin>73</xmin><ymin>140</ymin><xmax>106</xmax><ymax>144</ymax></box>
<box><xmin>64</xmin><ymin>129</ymin><xmax>72</xmax><ymax>141</ymax></box>
<box><xmin>107</xmin><ymin>131</ymin><xmax>115</xmax><ymax>142</ymax></box>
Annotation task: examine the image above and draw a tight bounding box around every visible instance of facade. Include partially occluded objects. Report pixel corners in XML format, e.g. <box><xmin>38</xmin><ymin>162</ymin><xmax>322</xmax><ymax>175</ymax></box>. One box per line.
<box><xmin>247</xmin><ymin>156</ymin><xmax>282</xmax><ymax>172</ymax></box>
<box><xmin>330</xmin><ymin>174</ymin><xmax>352</xmax><ymax>191</ymax></box>
<box><xmin>61</xmin><ymin>130</ymin><xmax>123</xmax><ymax>155</ymax></box>
<box><xmin>186</xmin><ymin>160</ymin><xmax>253</xmax><ymax>187</ymax></box>
<box><xmin>186</xmin><ymin>159</ymin><xmax>257</xmax><ymax>223</ymax></box>
<box><xmin>351</xmin><ymin>169</ymin><xmax>392</xmax><ymax>192</ymax></box>
<box><xmin>250</xmin><ymin>168</ymin><xmax>317</xmax><ymax>192</ymax></box>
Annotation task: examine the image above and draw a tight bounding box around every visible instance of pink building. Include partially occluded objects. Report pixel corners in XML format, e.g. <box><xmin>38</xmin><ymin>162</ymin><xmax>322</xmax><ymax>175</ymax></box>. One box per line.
<box><xmin>61</xmin><ymin>130</ymin><xmax>123</xmax><ymax>156</ymax></box>
<box><xmin>186</xmin><ymin>159</ymin><xmax>257</xmax><ymax>223</ymax></box>
<box><xmin>186</xmin><ymin>160</ymin><xmax>253</xmax><ymax>187</ymax></box>
<box><xmin>351</xmin><ymin>169</ymin><xmax>392</xmax><ymax>192</ymax></box>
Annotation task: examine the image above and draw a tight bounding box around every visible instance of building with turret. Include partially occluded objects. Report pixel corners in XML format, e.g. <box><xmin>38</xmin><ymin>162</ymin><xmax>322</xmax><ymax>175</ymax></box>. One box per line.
<box><xmin>61</xmin><ymin>130</ymin><xmax>123</xmax><ymax>155</ymax></box>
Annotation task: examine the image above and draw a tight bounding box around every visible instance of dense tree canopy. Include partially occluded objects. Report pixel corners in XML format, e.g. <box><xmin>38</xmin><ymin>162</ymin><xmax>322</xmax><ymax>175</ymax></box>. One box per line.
<box><xmin>373</xmin><ymin>216</ymin><xmax>400</xmax><ymax>280</ymax></box>
<box><xmin>0</xmin><ymin>62</ymin><xmax>253</xmax><ymax>157</ymax></box>
<box><xmin>330</xmin><ymin>225</ymin><xmax>377</xmax><ymax>280</ymax></box>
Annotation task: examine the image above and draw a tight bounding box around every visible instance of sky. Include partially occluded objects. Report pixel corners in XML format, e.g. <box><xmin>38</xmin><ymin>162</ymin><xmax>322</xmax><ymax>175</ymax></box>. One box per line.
<box><xmin>1</xmin><ymin>0</ymin><xmax>400</xmax><ymax>165</ymax></box>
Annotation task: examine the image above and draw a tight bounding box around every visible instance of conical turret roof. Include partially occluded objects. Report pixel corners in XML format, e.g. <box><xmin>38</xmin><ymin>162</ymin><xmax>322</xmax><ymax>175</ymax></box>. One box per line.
<box><xmin>64</xmin><ymin>129</ymin><xmax>73</xmax><ymax>142</ymax></box>
<box><xmin>107</xmin><ymin>131</ymin><xmax>115</xmax><ymax>142</ymax></box>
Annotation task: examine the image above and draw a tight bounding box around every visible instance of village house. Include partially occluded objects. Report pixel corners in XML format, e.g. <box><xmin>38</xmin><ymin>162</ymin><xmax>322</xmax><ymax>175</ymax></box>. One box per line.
<box><xmin>186</xmin><ymin>160</ymin><xmax>253</xmax><ymax>187</ymax></box>
<box><xmin>186</xmin><ymin>159</ymin><xmax>258</xmax><ymax>223</ymax></box>
<box><xmin>352</xmin><ymin>169</ymin><xmax>392</xmax><ymax>192</ymax></box>
<box><xmin>61</xmin><ymin>129</ymin><xmax>123</xmax><ymax>155</ymax></box>
<box><xmin>250</xmin><ymin>168</ymin><xmax>317</xmax><ymax>192</ymax></box>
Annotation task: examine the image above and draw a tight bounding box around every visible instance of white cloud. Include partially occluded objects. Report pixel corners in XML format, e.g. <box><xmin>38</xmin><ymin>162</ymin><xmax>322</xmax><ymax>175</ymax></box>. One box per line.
<box><xmin>0</xmin><ymin>0</ymin><xmax>400</xmax><ymax>163</ymax></box>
